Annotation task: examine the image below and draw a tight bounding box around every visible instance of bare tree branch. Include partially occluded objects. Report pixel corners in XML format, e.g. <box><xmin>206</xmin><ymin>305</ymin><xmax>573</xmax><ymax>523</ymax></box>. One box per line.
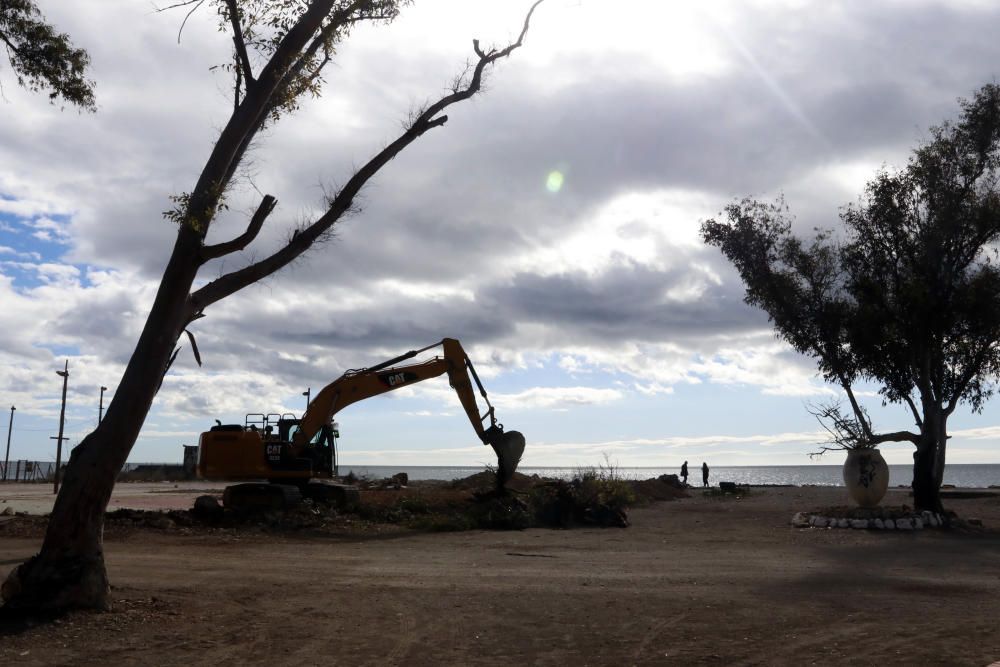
<box><xmin>903</xmin><ymin>392</ymin><xmax>923</xmax><ymax>428</ymax></box>
<box><xmin>413</xmin><ymin>0</ymin><xmax>544</xmax><ymax>130</ymax></box>
<box><xmin>224</xmin><ymin>0</ymin><xmax>255</xmax><ymax>86</ymax></box>
<box><xmin>869</xmin><ymin>430</ymin><xmax>920</xmax><ymax>445</ymax></box>
<box><xmin>808</xmin><ymin>400</ymin><xmax>919</xmax><ymax>458</ymax></box>
<box><xmin>154</xmin><ymin>0</ymin><xmax>206</xmax><ymax>44</ymax></box>
<box><xmin>200</xmin><ymin>194</ymin><xmax>277</xmax><ymax>261</ymax></box>
<box><xmin>837</xmin><ymin>373</ymin><xmax>874</xmax><ymax>441</ymax></box>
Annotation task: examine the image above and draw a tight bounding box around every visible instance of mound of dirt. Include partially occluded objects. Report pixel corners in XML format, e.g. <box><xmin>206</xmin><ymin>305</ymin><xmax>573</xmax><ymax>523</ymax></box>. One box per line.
<box><xmin>448</xmin><ymin>470</ymin><xmax>542</xmax><ymax>492</ymax></box>
<box><xmin>628</xmin><ymin>478</ymin><xmax>690</xmax><ymax>502</ymax></box>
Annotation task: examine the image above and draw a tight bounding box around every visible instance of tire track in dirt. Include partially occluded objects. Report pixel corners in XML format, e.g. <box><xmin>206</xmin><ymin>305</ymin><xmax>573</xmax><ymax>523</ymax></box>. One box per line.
<box><xmin>629</xmin><ymin>612</ymin><xmax>688</xmax><ymax>663</ymax></box>
<box><xmin>384</xmin><ymin>599</ymin><xmax>419</xmax><ymax>664</ymax></box>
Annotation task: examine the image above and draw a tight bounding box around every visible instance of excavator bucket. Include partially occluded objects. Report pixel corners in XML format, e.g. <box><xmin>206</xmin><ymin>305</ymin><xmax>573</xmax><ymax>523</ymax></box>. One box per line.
<box><xmin>491</xmin><ymin>430</ymin><xmax>525</xmax><ymax>491</ymax></box>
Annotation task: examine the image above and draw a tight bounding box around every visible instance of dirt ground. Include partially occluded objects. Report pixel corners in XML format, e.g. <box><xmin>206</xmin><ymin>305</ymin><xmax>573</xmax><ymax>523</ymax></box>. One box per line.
<box><xmin>1</xmin><ymin>485</ymin><xmax>999</xmax><ymax>666</ymax></box>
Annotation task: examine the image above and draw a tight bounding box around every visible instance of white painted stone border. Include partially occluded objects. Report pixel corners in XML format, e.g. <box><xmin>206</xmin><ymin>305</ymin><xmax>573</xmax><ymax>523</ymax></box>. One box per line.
<box><xmin>791</xmin><ymin>510</ymin><xmax>950</xmax><ymax>530</ymax></box>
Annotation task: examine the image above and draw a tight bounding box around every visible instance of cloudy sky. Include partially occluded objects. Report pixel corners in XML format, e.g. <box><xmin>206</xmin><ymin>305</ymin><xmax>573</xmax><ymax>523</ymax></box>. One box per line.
<box><xmin>3</xmin><ymin>0</ymin><xmax>1000</xmax><ymax>470</ymax></box>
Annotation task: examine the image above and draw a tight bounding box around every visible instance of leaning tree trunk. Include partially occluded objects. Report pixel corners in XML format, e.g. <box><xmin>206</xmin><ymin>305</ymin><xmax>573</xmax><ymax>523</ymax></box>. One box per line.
<box><xmin>911</xmin><ymin>408</ymin><xmax>947</xmax><ymax>515</ymax></box>
<box><xmin>1</xmin><ymin>232</ymin><xmax>202</xmax><ymax>612</ymax></box>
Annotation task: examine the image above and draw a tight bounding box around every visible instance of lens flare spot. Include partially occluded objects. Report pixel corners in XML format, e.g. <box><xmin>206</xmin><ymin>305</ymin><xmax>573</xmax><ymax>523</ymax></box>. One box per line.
<box><xmin>546</xmin><ymin>171</ymin><xmax>565</xmax><ymax>193</ymax></box>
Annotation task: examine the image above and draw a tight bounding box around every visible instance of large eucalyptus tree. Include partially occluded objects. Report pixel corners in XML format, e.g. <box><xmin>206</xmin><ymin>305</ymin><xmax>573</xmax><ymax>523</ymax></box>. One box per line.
<box><xmin>2</xmin><ymin>0</ymin><xmax>544</xmax><ymax>612</ymax></box>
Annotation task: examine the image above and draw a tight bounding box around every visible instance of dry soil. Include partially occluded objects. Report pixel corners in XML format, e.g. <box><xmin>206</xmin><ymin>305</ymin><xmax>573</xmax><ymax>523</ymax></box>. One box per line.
<box><xmin>1</xmin><ymin>486</ymin><xmax>998</xmax><ymax>666</ymax></box>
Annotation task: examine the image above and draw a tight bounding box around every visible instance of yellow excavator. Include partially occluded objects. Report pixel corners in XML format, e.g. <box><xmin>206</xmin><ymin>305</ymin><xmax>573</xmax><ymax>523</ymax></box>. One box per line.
<box><xmin>197</xmin><ymin>338</ymin><xmax>525</xmax><ymax>508</ymax></box>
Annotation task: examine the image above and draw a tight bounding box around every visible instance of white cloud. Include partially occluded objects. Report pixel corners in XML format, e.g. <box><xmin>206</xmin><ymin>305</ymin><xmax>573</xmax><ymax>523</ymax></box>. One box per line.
<box><xmin>493</xmin><ymin>386</ymin><xmax>623</xmax><ymax>411</ymax></box>
<box><xmin>5</xmin><ymin>1</ymin><xmax>1000</xmax><ymax>465</ymax></box>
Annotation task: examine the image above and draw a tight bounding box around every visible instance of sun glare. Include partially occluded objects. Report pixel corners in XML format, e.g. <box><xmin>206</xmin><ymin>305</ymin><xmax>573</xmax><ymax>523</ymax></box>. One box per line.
<box><xmin>545</xmin><ymin>170</ymin><xmax>565</xmax><ymax>193</ymax></box>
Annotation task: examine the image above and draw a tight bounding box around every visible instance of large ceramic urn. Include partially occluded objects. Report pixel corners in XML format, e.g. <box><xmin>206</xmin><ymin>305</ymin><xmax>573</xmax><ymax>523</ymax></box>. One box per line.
<box><xmin>843</xmin><ymin>448</ymin><xmax>889</xmax><ymax>507</ymax></box>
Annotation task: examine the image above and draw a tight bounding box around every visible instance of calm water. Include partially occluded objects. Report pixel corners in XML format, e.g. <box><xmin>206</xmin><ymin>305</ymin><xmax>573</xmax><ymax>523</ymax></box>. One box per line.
<box><xmin>338</xmin><ymin>463</ymin><xmax>1000</xmax><ymax>488</ymax></box>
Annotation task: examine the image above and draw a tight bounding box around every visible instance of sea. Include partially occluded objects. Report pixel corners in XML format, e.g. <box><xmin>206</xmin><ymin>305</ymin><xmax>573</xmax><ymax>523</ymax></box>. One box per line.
<box><xmin>337</xmin><ymin>463</ymin><xmax>1000</xmax><ymax>488</ymax></box>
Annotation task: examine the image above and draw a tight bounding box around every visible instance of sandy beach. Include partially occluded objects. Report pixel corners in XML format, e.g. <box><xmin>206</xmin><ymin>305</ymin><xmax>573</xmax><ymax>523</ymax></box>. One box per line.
<box><xmin>1</xmin><ymin>484</ymin><xmax>998</xmax><ymax>666</ymax></box>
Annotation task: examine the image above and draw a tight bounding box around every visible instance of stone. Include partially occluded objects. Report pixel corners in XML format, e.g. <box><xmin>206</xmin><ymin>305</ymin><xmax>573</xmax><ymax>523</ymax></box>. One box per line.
<box><xmin>884</xmin><ymin>519</ymin><xmax>895</xmax><ymax>529</ymax></box>
<box><xmin>849</xmin><ymin>519</ymin><xmax>869</xmax><ymax>529</ymax></box>
<box><xmin>791</xmin><ymin>512</ymin><xmax>811</xmax><ymax>528</ymax></box>
<box><xmin>811</xmin><ymin>516</ymin><xmax>828</xmax><ymax>528</ymax></box>
<box><xmin>0</xmin><ymin>506</ymin><xmax>13</xmax><ymax>516</ymax></box>
<box><xmin>914</xmin><ymin>518</ymin><xmax>924</xmax><ymax>529</ymax></box>
<box><xmin>968</xmin><ymin>518</ymin><xmax>984</xmax><ymax>527</ymax></box>
<box><xmin>837</xmin><ymin>518</ymin><xmax>849</xmax><ymax>528</ymax></box>
<box><xmin>192</xmin><ymin>494</ymin><xmax>224</xmax><ymax>519</ymax></box>
<box><xmin>873</xmin><ymin>518</ymin><xmax>885</xmax><ymax>529</ymax></box>
<box><xmin>896</xmin><ymin>518</ymin><xmax>913</xmax><ymax>530</ymax></box>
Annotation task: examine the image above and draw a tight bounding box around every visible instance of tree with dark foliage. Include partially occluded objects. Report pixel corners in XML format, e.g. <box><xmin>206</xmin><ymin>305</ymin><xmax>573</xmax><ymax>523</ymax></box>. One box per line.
<box><xmin>0</xmin><ymin>0</ymin><xmax>95</xmax><ymax>110</ymax></box>
<box><xmin>1</xmin><ymin>0</ymin><xmax>545</xmax><ymax>613</ymax></box>
<box><xmin>702</xmin><ymin>84</ymin><xmax>1000</xmax><ymax>515</ymax></box>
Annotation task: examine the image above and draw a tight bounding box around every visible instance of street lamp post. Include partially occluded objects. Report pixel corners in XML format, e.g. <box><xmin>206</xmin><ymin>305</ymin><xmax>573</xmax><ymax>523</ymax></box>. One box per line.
<box><xmin>3</xmin><ymin>405</ymin><xmax>13</xmax><ymax>481</ymax></box>
<box><xmin>52</xmin><ymin>360</ymin><xmax>69</xmax><ymax>494</ymax></box>
<box><xmin>99</xmin><ymin>385</ymin><xmax>108</xmax><ymax>424</ymax></box>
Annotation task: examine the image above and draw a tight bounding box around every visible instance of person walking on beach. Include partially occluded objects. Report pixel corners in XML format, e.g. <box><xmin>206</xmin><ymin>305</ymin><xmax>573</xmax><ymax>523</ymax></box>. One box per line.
<box><xmin>680</xmin><ymin>461</ymin><xmax>689</xmax><ymax>486</ymax></box>
<box><xmin>702</xmin><ymin>461</ymin><xmax>710</xmax><ymax>487</ymax></box>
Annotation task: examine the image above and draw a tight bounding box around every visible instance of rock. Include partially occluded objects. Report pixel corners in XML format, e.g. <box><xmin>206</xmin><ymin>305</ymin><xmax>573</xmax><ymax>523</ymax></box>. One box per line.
<box><xmin>837</xmin><ymin>518</ymin><xmax>849</xmax><ymax>528</ymax></box>
<box><xmin>0</xmin><ymin>506</ymin><xmax>13</xmax><ymax>516</ymax></box>
<box><xmin>873</xmin><ymin>518</ymin><xmax>885</xmax><ymax>529</ymax></box>
<box><xmin>884</xmin><ymin>519</ymin><xmax>895</xmax><ymax>529</ymax></box>
<box><xmin>849</xmin><ymin>519</ymin><xmax>869</xmax><ymax>529</ymax></box>
<box><xmin>148</xmin><ymin>515</ymin><xmax>174</xmax><ymax>530</ymax></box>
<box><xmin>896</xmin><ymin>518</ymin><xmax>913</xmax><ymax>530</ymax></box>
<box><xmin>968</xmin><ymin>518</ymin><xmax>984</xmax><ymax>527</ymax></box>
<box><xmin>913</xmin><ymin>518</ymin><xmax>923</xmax><ymax>530</ymax></box>
<box><xmin>811</xmin><ymin>516</ymin><xmax>828</xmax><ymax>528</ymax></box>
<box><xmin>192</xmin><ymin>494</ymin><xmax>224</xmax><ymax>519</ymax></box>
<box><xmin>390</xmin><ymin>472</ymin><xmax>408</xmax><ymax>487</ymax></box>
<box><xmin>791</xmin><ymin>512</ymin><xmax>811</xmax><ymax>528</ymax></box>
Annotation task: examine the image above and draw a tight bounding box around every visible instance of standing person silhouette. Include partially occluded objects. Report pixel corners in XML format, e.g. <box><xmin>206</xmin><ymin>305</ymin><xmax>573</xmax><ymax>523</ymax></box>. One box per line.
<box><xmin>680</xmin><ymin>460</ymin><xmax>689</xmax><ymax>486</ymax></box>
<box><xmin>702</xmin><ymin>461</ymin><xmax>710</xmax><ymax>487</ymax></box>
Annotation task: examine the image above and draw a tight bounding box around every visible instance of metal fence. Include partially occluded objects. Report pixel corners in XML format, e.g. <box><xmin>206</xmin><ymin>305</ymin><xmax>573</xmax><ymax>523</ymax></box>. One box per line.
<box><xmin>0</xmin><ymin>460</ymin><xmax>57</xmax><ymax>482</ymax></box>
<box><xmin>0</xmin><ymin>461</ymin><xmax>189</xmax><ymax>483</ymax></box>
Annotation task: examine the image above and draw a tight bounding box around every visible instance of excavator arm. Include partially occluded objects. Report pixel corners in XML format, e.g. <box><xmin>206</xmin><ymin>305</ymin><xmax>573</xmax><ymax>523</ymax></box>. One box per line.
<box><xmin>293</xmin><ymin>338</ymin><xmax>524</xmax><ymax>488</ymax></box>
